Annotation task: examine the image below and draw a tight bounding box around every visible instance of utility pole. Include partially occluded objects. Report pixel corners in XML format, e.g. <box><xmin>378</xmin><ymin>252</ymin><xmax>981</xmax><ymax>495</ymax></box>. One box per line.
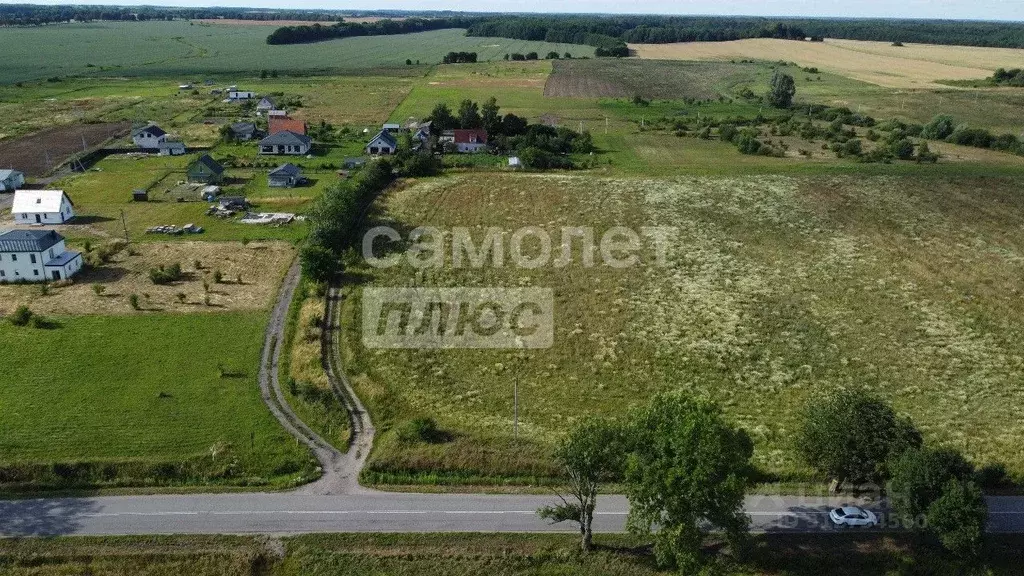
<box><xmin>605</xmin><ymin>116</ymin><xmax>609</xmax><ymax>134</ymax></box>
<box><xmin>120</xmin><ymin>209</ymin><xmax>130</xmax><ymax>243</ymax></box>
<box><xmin>513</xmin><ymin>374</ymin><xmax>518</xmax><ymax>440</ymax></box>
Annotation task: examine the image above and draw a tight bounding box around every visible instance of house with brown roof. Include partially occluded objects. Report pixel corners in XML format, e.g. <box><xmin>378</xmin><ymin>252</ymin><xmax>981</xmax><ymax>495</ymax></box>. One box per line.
<box><xmin>451</xmin><ymin>129</ymin><xmax>488</xmax><ymax>153</ymax></box>
<box><xmin>269</xmin><ymin>117</ymin><xmax>307</xmax><ymax>136</ymax></box>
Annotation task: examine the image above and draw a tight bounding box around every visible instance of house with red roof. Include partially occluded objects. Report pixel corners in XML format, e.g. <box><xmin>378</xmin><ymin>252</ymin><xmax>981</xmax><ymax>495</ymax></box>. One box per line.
<box><xmin>269</xmin><ymin>117</ymin><xmax>307</xmax><ymax>136</ymax></box>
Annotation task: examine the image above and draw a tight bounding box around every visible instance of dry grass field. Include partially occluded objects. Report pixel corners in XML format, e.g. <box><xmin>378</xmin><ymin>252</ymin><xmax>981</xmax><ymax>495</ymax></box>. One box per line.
<box><xmin>630</xmin><ymin>38</ymin><xmax>1024</xmax><ymax>89</ymax></box>
<box><xmin>347</xmin><ymin>173</ymin><xmax>1024</xmax><ymax>485</ymax></box>
<box><xmin>0</xmin><ymin>241</ymin><xmax>294</xmax><ymax>316</ymax></box>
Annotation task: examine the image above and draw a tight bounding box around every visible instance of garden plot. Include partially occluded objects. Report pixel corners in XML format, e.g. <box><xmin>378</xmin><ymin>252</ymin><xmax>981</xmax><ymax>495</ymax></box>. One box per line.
<box><xmin>0</xmin><ymin>240</ymin><xmax>295</xmax><ymax>316</ymax></box>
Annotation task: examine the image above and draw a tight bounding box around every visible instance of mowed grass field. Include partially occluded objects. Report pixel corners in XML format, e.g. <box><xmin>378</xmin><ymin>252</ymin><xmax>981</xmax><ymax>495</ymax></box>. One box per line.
<box><xmin>0</xmin><ymin>22</ymin><xmax>589</xmax><ymax>84</ymax></box>
<box><xmin>0</xmin><ymin>312</ymin><xmax>317</xmax><ymax>490</ymax></box>
<box><xmin>630</xmin><ymin>38</ymin><xmax>1024</xmax><ymax>89</ymax></box>
<box><xmin>344</xmin><ymin>172</ymin><xmax>1024</xmax><ymax>485</ymax></box>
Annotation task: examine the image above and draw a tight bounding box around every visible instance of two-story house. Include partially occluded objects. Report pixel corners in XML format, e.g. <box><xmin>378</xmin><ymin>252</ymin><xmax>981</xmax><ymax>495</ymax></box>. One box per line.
<box><xmin>0</xmin><ymin>229</ymin><xmax>83</xmax><ymax>282</ymax></box>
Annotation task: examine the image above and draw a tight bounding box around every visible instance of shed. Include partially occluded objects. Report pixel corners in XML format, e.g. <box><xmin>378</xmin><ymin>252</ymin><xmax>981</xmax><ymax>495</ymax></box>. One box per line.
<box><xmin>158</xmin><ymin>141</ymin><xmax>186</xmax><ymax>156</ymax></box>
<box><xmin>132</xmin><ymin>189</ymin><xmax>148</xmax><ymax>202</ymax></box>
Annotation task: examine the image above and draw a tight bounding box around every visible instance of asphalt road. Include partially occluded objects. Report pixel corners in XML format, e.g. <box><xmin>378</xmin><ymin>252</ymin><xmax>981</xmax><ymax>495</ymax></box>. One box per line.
<box><xmin>2</xmin><ymin>492</ymin><xmax>1022</xmax><ymax>537</ymax></box>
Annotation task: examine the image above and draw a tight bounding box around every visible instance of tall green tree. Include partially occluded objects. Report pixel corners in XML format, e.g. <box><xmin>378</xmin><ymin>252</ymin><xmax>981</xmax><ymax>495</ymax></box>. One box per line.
<box><xmin>481</xmin><ymin>96</ymin><xmax>502</xmax><ymax>135</ymax></box>
<box><xmin>796</xmin><ymin>388</ymin><xmax>920</xmax><ymax>488</ymax></box>
<box><xmin>927</xmin><ymin>478</ymin><xmax>988</xmax><ymax>559</ymax></box>
<box><xmin>457</xmin><ymin>99</ymin><xmax>481</xmax><ymax>129</ymax></box>
<box><xmin>889</xmin><ymin>447</ymin><xmax>974</xmax><ymax>525</ymax></box>
<box><xmin>623</xmin><ymin>391</ymin><xmax>753</xmax><ymax>572</ymax></box>
<box><xmin>537</xmin><ymin>416</ymin><xmax>624</xmax><ymax>552</ymax></box>
<box><xmin>766</xmin><ymin>71</ymin><xmax>796</xmax><ymax>108</ymax></box>
<box><xmin>428</xmin><ymin>103</ymin><xmax>456</xmax><ymax>131</ymax></box>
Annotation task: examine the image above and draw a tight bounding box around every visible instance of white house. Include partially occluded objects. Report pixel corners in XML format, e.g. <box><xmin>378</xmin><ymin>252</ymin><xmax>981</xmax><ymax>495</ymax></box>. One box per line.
<box><xmin>365</xmin><ymin>130</ymin><xmax>398</xmax><ymax>155</ymax></box>
<box><xmin>0</xmin><ymin>170</ymin><xmax>25</xmax><ymax>192</ymax></box>
<box><xmin>132</xmin><ymin>124</ymin><xmax>167</xmax><ymax>149</ymax></box>
<box><xmin>12</xmin><ymin>190</ymin><xmax>75</xmax><ymax>224</ymax></box>
<box><xmin>257</xmin><ymin>96</ymin><xmax>276</xmax><ymax>111</ymax></box>
<box><xmin>229</xmin><ymin>90</ymin><xmax>256</xmax><ymax>101</ymax></box>
<box><xmin>0</xmin><ymin>229</ymin><xmax>83</xmax><ymax>282</ymax></box>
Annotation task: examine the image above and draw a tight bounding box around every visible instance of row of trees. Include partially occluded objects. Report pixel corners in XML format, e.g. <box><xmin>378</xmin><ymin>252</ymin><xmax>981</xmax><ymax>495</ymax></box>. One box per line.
<box><xmin>544</xmin><ymin>387</ymin><xmax>996</xmax><ymax>571</ymax></box>
<box><xmin>266</xmin><ymin>16</ymin><xmax>473</xmax><ymax>45</ymax></box>
<box><xmin>0</xmin><ymin>5</ymin><xmax>343</xmax><ymax>26</ymax></box>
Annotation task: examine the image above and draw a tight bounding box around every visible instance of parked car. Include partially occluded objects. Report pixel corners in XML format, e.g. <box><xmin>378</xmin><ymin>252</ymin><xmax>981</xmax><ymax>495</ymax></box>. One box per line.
<box><xmin>829</xmin><ymin>506</ymin><xmax>878</xmax><ymax>527</ymax></box>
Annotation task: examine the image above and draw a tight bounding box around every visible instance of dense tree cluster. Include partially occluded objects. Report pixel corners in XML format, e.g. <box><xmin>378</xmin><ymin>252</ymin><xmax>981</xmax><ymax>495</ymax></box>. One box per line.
<box><xmin>266</xmin><ymin>16</ymin><xmax>474</xmax><ymax>45</ymax></box>
<box><xmin>441</xmin><ymin>51</ymin><xmax>477</xmax><ymax>64</ymax></box>
<box><xmin>990</xmin><ymin>68</ymin><xmax>1024</xmax><ymax>86</ymax></box>
<box><xmin>0</xmin><ymin>4</ymin><xmax>343</xmax><ymax>25</ymax></box>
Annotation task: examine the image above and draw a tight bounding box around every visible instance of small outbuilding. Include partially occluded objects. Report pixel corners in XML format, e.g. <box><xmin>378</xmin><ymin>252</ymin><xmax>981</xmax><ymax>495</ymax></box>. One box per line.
<box><xmin>132</xmin><ymin>189</ymin><xmax>149</xmax><ymax>202</ymax></box>
<box><xmin>201</xmin><ymin>185</ymin><xmax>222</xmax><ymax>201</ymax></box>
<box><xmin>0</xmin><ymin>169</ymin><xmax>25</xmax><ymax>192</ymax></box>
<box><xmin>187</xmin><ymin>154</ymin><xmax>225</xmax><ymax>184</ymax></box>
<box><xmin>268</xmin><ymin>163</ymin><xmax>304</xmax><ymax>188</ymax></box>
<box><xmin>218</xmin><ymin>196</ymin><xmax>249</xmax><ymax>211</ymax></box>
<box><xmin>158</xmin><ymin>141</ymin><xmax>186</xmax><ymax>156</ymax></box>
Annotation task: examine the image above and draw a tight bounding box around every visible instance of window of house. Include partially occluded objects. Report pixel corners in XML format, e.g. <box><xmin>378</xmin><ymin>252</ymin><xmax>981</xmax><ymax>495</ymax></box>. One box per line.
<box><xmin>0</xmin><ymin>270</ymin><xmax>5</xmax><ymax>277</ymax></box>
<box><xmin>30</xmin><ymin>254</ymin><xmax>36</xmax><ymax>264</ymax></box>
<box><xmin>11</xmin><ymin>254</ymin><xmax>16</xmax><ymax>261</ymax></box>
<box><xmin>33</xmin><ymin>269</ymin><xmax>38</xmax><ymax>276</ymax></box>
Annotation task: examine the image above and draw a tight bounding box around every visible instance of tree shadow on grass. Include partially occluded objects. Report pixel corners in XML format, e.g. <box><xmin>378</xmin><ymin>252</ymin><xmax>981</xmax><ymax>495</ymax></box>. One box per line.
<box><xmin>0</xmin><ymin>497</ymin><xmax>101</xmax><ymax>536</ymax></box>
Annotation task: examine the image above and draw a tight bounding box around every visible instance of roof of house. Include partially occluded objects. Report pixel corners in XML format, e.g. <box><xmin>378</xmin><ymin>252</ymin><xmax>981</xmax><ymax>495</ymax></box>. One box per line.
<box><xmin>12</xmin><ymin>190</ymin><xmax>71</xmax><ymax>213</ymax></box>
<box><xmin>269</xmin><ymin>117</ymin><xmax>307</xmax><ymax>135</ymax></box>
<box><xmin>383</xmin><ymin>123</ymin><xmax>401</xmax><ymax>129</ymax></box>
<box><xmin>0</xmin><ymin>229</ymin><xmax>64</xmax><ymax>253</ymax></box>
<box><xmin>269</xmin><ymin>163</ymin><xmax>302</xmax><ymax>177</ymax></box>
<box><xmin>45</xmin><ymin>250</ymin><xmax>81</xmax><ymax>267</ymax></box>
<box><xmin>453</xmin><ymin>129</ymin><xmax>488</xmax><ymax>144</ymax></box>
<box><xmin>231</xmin><ymin>122</ymin><xmax>257</xmax><ymax>135</ymax></box>
<box><xmin>367</xmin><ymin>130</ymin><xmax>398</xmax><ymax>148</ymax></box>
<box><xmin>0</xmin><ymin>169</ymin><xmax>22</xmax><ymax>181</ymax></box>
<box><xmin>261</xmin><ymin>130</ymin><xmax>312</xmax><ymax>147</ymax></box>
<box><xmin>258</xmin><ymin>96</ymin><xmax>275</xmax><ymax>106</ymax></box>
<box><xmin>158</xmin><ymin>141</ymin><xmax>186</xmax><ymax>150</ymax></box>
<box><xmin>191</xmin><ymin>154</ymin><xmax>224</xmax><ymax>175</ymax></box>
<box><xmin>133</xmin><ymin>123</ymin><xmax>166</xmax><ymax>137</ymax></box>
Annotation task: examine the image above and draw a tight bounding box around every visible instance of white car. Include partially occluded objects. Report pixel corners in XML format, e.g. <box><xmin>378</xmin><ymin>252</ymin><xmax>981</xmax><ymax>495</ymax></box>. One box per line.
<box><xmin>829</xmin><ymin>506</ymin><xmax>878</xmax><ymax>527</ymax></box>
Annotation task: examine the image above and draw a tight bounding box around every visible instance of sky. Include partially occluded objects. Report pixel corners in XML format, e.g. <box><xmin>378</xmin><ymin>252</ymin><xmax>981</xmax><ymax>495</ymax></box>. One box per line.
<box><xmin>7</xmin><ymin>0</ymin><xmax>1024</xmax><ymax>21</ymax></box>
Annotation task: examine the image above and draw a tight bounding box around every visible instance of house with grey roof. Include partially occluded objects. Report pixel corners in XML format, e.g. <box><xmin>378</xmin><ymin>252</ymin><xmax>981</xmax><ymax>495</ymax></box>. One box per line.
<box><xmin>268</xmin><ymin>163</ymin><xmax>304</xmax><ymax>188</ymax></box>
<box><xmin>0</xmin><ymin>229</ymin><xmax>83</xmax><ymax>282</ymax></box>
<box><xmin>187</xmin><ymin>154</ymin><xmax>225</xmax><ymax>184</ymax></box>
<box><xmin>229</xmin><ymin>122</ymin><xmax>259</xmax><ymax>142</ymax></box>
<box><xmin>0</xmin><ymin>170</ymin><xmax>25</xmax><ymax>192</ymax></box>
<box><xmin>365</xmin><ymin>130</ymin><xmax>398</xmax><ymax>155</ymax></box>
<box><xmin>257</xmin><ymin>96</ymin><xmax>276</xmax><ymax>111</ymax></box>
<box><xmin>259</xmin><ymin>131</ymin><xmax>312</xmax><ymax>156</ymax></box>
<box><xmin>158</xmin><ymin>141</ymin><xmax>186</xmax><ymax>156</ymax></box>
<box><xmin>132</xmin><ymin>124</ymin><xmax>168</xmax><ymax>149</ymax></box>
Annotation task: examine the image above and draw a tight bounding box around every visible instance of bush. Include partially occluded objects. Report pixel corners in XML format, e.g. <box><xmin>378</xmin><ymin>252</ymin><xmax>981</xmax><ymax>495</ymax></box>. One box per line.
<box><xmin>927</xmin><ymin>479</ymin><xmax>987</xmax><ymax>559</ymax></box>
<box><xmin>947</xmin><ymin>126</ymin><xmax>993</xmax><ymax>148</ymax></box>
<box><xmin>396</xmin><ymin>417</ymin><xmax>446</xmax><ymax>444</ymax></box>
<box><xmin>890</xmin><ymin>138</ymin><xmax>915</xmax><ymax>159</ymax></box>
<box><xmin>148</xmin><ymin>262</ymin><xmax>183</xmax><ymax>285</ymax></box>
<box><xmin>974</xmin><ymin>462</ymin><xmax>1008</xmax><ymax>488</ymax></box>
<box><xmin>213</xmin><ymin>269</ymin><xmax>223</xmax><ymax>283</ymax></box>
<box><xmin>921</xmin><ymin>114</ymin><xmax>955</xmax><ymax>140</ymax></box>
<box><xmin>128</xmin><ymin>294</ymin><xmax>140</xmax><ymax>310</ymax></box>
<box><xmin>9</xmin><ymin>305</ymin><xmax>32</xmax><ymax>326</ymax></box>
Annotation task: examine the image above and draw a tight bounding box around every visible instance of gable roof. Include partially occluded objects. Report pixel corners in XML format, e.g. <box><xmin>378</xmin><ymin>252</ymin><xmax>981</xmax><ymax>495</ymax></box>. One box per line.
<box><xmin>191</xmin><ymin>154</ymin><xmax>224</xmax><ymax>175</ymax></box>
<box><xmin>0</xmin><ymin>229</ymin><xmax>64</xmax><ymax>253</ymax></box>
<box><xmin>269</xmin><ymin>163</ymin><xmax>302</xmax><ymax>177</ymax></box>
<box><xmin>258</xmin><ymin>96</ymin><xmax>275</xmax><ymax>106</ymax></box>
<box><xmin>269</xmin><ymin>117</ymin><xmax>307</xmax><ymax>135</ymax></box>
<box><xmin>261</xmin><ymin>131</ymin><xmax>312</xmax><ymax>148</ymax></box>
<box><xmin>230</xmin><ymin>122</ymin><xmax>257</xmax><ymax>135</ymax></box>
<box><xmin>12</xmin><ymin>190</ymin><xmax>71</xmax><ymax>213</ymax></box>
<box><xmin>133</xmin><ymin>123</ymin><xmax>166</xmax><ymax>137</ymax></box>
<box><xmin>367</xmin><ymin>130</ymin><xmax>398</xmax><ymax>148</ymax></box>
<box><xmin>453</xmin><ymin>129</ymin><xmax>488</xmax><ymax>144</ymax></box>
<box><xmin>0</xmin><ymin>169</ymin><xmax>23</xmax><ymax>181</ymax></box>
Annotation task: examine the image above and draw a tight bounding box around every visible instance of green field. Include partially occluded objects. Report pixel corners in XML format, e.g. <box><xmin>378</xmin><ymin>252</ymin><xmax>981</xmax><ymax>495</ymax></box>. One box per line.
<box><xmin>346</xmin><ymin>172</ymin><xmax>1024</xmax><ymax>486</ymax></box>
<box><xmin>1</xmin><ymin>533</ymin><xmax>1021</xmax><ymax>575</ymax></box>
<box><xmin>0</xmin><ymin>22</ymin><xmax>589</xmax><ymax>84</ymax></box>
<box><xmin>0</xmin><ymin>312</ymin><xmax>317</xmax><ymax>491</ymax></box>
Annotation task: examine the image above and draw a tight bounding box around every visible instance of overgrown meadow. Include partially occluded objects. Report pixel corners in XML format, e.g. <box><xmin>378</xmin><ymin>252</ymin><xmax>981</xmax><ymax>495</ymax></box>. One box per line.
<box><xmin>344</xmin><ymin>173</ymin><xmax>1024</xmax><ymax>485</ymax></box>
